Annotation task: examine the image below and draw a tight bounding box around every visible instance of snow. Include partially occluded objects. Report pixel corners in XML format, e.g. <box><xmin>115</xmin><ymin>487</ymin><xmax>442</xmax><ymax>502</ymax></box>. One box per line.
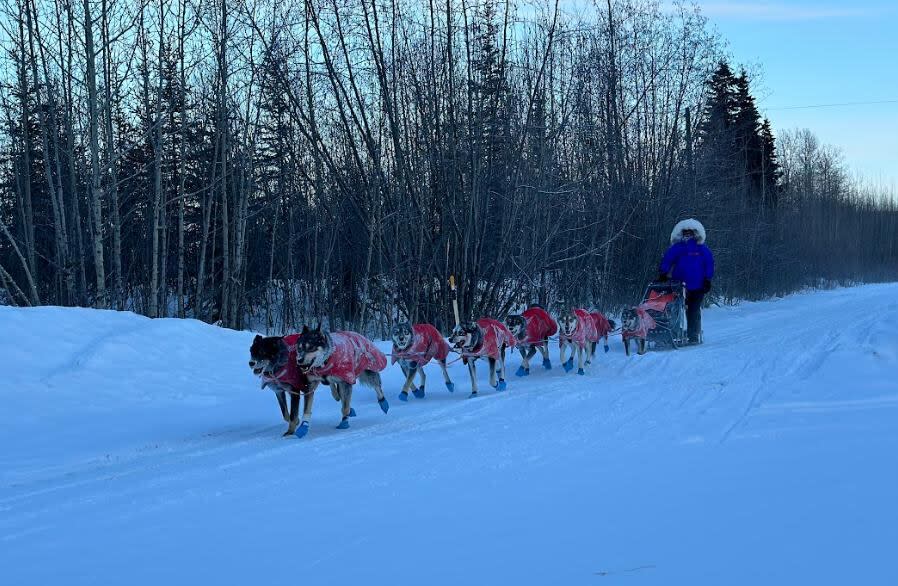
<box><xmin>2</xmin><ymin>284</ymin><xmax>897</xmax><ymax>585</ymax></box>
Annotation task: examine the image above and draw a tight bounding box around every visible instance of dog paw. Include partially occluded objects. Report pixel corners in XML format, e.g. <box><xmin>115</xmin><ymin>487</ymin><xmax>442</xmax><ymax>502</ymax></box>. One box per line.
<box><xmin>398</xmin><ymin>392</ymin><xmax>408</xmax><ymax>402</ymax></box>
<box><xmin>336</xmin><ymin>418</ymin><xmax>350</xmax><ymax>430</ymax></box>
<box><xmin>294</xmin><ymin>422</ymin><xmax>310</xmax><ymax>438</ymax></box>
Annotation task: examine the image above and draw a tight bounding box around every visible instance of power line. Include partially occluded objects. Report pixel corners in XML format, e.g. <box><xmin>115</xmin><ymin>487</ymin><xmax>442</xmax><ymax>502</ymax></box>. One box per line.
<box><xmin>765</xmin><ymin>99</ymin><xmax>898</xmax><ymax>111</ymax></box>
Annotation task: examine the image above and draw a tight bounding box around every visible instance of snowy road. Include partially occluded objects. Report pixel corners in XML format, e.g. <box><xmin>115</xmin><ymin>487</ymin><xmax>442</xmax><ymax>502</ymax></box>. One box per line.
<box><xmin>2</xmin><ymin>285</ymin><xmax>897</xmax><ymax>584</ymax></box>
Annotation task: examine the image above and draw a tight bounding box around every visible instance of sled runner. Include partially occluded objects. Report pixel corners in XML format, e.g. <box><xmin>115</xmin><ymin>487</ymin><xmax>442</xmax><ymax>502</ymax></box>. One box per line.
<box><xmin>640</xmin><ymin>280</ymin><xmax>688</xmax><ymax>349</ymax></box>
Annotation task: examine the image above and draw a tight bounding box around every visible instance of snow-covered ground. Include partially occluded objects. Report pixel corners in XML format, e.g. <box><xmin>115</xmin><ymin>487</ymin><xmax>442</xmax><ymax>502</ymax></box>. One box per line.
<box><xmin>2</xmin><ymin>284</ymin><xmax>897</xmax><ymax>585</ymax></box>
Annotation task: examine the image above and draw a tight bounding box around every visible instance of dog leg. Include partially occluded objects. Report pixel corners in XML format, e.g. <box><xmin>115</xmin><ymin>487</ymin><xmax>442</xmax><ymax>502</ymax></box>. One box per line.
<box><xmin>336</xmin><ymin>383</ymin><xmax>354</xmax><ymax>429</ymax></box>
<box><xmin>517</xmin><ymin>347</ymin><xmax>535</xmax><ymax>377</ymax></box>
<box><xmin>488</xmin><ymin>357</ymin><xmax>497</xmax><ymax>388</ymax></box>
<box><xmin>496</xmin><ymin>348</ymin><xmax>507</xmax><ymax>391</ymax></box>
<box><xmin>624</xmin><ymin>338</ymin><xmax>631</xmax><ymax>356</ymax></box>
<box><xmin>439</xmin><ymin>359</ymin><xmax>455</xmax><ymax>392</ymax></box>
<box><xmin>275</xmin><ymin>390</ymin><xmax>289</xmax><ymax>422</ymax></box>
<box><xmin>515</xmin><ymin>347</ymin><xmax>528</xmax><ymax>377</ymax></box>
<box><xmin>638</xmin><ymin>338</ymin><xmax>647</xmax><ymax>355</ymax></box>
<box><xmin>294</xmin><ymin>390</ymin><xmax>316</xmax><ymax>438</ymax></box>
<box><xmin>361</xmin><ymin>370</ymin><xmax>390</xmax><ymax>413</ymax></box>
<box><xmin>577</xmin><ymin>346</ymin><xmax>586</xmax><ymax>375</ymax></box>
<box><xmin>468</xmin><ymin>359</ymin><xmax>478</xmax><ymax>398</ymax></box>
<box><xmin>414</xmin><ymin>364</ymin><xmax>426</xmax><ymax>399</ymax></box>
<box><xmin>284</xmin><ymin>392</ymin><xmax>302</xmax><ymax>436</ymax></box>
<box><xmin>538</xmin><ymin>343</ymin><xmax>551</xmax><ymax>370</ymax></box>
<box><xmin>604</xmin><ymin>334</ymin><xmax>610</xmax><ymax>353</ymax></box>
<box><xmin>562</xmin><ymin>342</ymin><xmax>574</xmax><ymax>372</ymax></box>
<box><xmin>398</xmin><ymin>360</ymin><xmax>416</xmax><ymax>401</ymax></box>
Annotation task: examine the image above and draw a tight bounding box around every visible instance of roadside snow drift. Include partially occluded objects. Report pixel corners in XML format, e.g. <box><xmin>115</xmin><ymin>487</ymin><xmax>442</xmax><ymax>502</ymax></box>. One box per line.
<box><xmin>2</xmin><ymin>285</ymin><xmax>897</xmax><ymax>585</ymax></box>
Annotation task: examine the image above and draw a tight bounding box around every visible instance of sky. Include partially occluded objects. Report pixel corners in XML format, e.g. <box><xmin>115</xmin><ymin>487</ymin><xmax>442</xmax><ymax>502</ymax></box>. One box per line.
<box><xmin>703</xmin><ymin>0</ymin><xmax>898</xmax><ymax>189</ymax></box>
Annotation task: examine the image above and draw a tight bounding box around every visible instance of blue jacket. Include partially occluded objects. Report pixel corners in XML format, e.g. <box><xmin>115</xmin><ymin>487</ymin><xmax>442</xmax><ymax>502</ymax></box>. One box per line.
<box><xmin>659</xmin><ymin>239</ymin><xmax>714</xmax><ymax>292</ymax></box>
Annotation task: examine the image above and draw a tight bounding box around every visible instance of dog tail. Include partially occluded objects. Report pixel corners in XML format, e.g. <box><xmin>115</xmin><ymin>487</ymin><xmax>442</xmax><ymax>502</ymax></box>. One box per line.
<box><xmin>608</xmin><ymin>319</ymin><xmax>616</xmax><ymax>331</ymax></box>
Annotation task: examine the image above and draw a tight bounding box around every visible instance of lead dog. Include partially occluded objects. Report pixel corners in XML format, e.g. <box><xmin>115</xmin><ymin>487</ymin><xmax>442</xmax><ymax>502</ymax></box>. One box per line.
<box><xmin>390</xmin><ymin>322</ymin><xmax>455</xmax><ymax>401</ymax></box>
<box><xmin>292</xmin><ymin>325</ymin><xmax>389</xmax><ymax>437</ymax></box>
<box><xmin>449</xmin><ymin>318</ymin><xmax>516</xmax><ymax>397</ymax></box>
<box><xmin>558</xmin><ymin>308</ymin><xmax>598</xmax><ymax>375</ymax></box>
<box><xmin>249</xmin><ymin>333</ymin><xmax>312</xmax><ymax>436</ymax></box>
<box><xmin>505</xmin><ymin>305</ymin><xmax>557</xmax><ymax>376</ymax></box>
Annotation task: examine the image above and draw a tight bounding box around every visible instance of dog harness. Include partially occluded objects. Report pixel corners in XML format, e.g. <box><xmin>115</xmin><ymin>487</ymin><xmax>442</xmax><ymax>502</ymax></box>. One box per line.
<box><xmin>391</xmin><ymin>323</ymin><xmax>450</xmax><ymax>365</ymax></box>
<box><xmin>308</xmin><ymin>331</ymin><xmax>387</xmax><ymax>384</ymax></box>
<box><xmin>559</xmin><ymin>308</ymin><xmax>598</xmax><ymax>349</ymax></box>
<box><xmin>589</xmin><ymin>311</ymin><xmax>613</xmax><ymax>338</ymax></box>
<box><xmin>520</xmin><ymin>306</ymin><xmax>558</xmax><ymax>346</ymax></box>
<box><xmin>622</xmin><ymin>306</ymin><xmax>657</xmax><ymax>340</ymax></box>
<box><xmin>462</xmin><ymin>318</ymin><xmax>517</xmax><ymax>360</ymax></box>
<box><xmin>262</xmin><ymin>333</ymin><xmax>311</xmax><ymax>393</ymax></box>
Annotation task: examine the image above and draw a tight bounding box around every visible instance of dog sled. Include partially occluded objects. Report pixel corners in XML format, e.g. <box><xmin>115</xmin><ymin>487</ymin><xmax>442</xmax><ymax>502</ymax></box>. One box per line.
<box><xmin>641</xmin><ymin>280</ymin><xmax>688</xmax><ymax>349</ymax></box>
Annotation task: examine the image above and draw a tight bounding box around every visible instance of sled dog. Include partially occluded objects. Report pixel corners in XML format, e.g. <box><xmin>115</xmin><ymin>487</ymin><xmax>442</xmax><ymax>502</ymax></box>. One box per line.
<box><xmin>390</xmin><ymin>322</ymin><xmax>455</xmax><ymax>400</ymax></box>
<box><xmin>505</xmin><ymin>305</ymin><xmax>557</xmax><ymax>376</ymax></box>
<box><xmin>249</xmin><ymin>334</ymin><xmax>311</xmax><ymax>436</ymax></box>
<box><xmin>292</xmin><ymin>325</ymin><xmax>389</xmax><ymax>436</ymax></box>
<box><xmin>449</xmin><ymin>318</ymin><xmax>516</xmax><ymax>397</ymax></box>
<box><xmin>557</xmin><ymin>308</ymin><xmax>599</xmax><ymax>374</ymax></box>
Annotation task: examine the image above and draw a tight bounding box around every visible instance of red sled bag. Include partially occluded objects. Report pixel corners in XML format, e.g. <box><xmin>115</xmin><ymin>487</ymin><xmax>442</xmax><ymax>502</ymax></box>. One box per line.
<box><xmin>309</xmin><ymin>331</ymin><xmax>387</xmax><ymax>384</ymax></box>
<box><xmin>391</xmin><ymin>324</ymin><xmax>450</xmax><ymax>365</ymax></box>
<box><xmin>520</xmin><ymin>306</ymin><xmax>558</xmax><ymax>345</ymax></box>
<box><xmin>559</xmin><ymin>308</ymin><xmax>598</xmax><ymax>349</ymax></box>
<box><xmin>463</xmin><ymin>318</ymin><xmax>517</xmax><ymax>360</ymax></box>
<box><xmin>262</xmin><ymin>333</ymin><xmax>311</xmax><ymax>393</ymax></box>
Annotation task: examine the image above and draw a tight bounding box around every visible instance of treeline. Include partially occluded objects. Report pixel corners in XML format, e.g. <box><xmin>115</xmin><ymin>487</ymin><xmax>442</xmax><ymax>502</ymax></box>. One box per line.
<box><xmin>1</xmin><ymin>0</ymin><xmax>896</xmax><ymax>335</ymax></box>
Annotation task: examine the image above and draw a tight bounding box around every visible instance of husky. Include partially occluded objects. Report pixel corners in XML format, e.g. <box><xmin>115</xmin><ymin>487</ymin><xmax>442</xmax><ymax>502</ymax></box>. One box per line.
<box><xmin>292</xmin><ymin>325</ymin><xmax>389</xmax><ymax>437</ymax></box>
<box><xmin>390</xmin><ymin>322</ymin><xmax>455</xmax><ymax>401</ymax></box>
<box><xmin>588</xmin><ymin>311</ymin><xmax>617</xmax><ymax>357</ymax></box>
<box><xmin>557</xmin><ymin>308</ymin><xmax>598</xmax><ymax>375</ymax></box>
<box><xmin>249</xmin><ymin>334</ymin><xmax>313</xmax><ymax>436</ymax></box>
<box><xmin>621</xmin><ymin>307</ymin><xmax>652</xmax><ymax>356</ymax></box>
<box><xmin>505</xmin><ymin>305</ymin><xmax>557</xmax><ymax>376</ymax></box>
<box><xmin>449</xmin><ymin>318</ymin><xmax>516</xmax><ymax>397</ymax></box>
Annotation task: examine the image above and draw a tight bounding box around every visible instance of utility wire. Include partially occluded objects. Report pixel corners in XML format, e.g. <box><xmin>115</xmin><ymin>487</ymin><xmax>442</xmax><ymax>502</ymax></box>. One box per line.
<box><xmin>765</xmin><ymin>99</ymin><xmax>898</xmax><ymax>111</ymax></box>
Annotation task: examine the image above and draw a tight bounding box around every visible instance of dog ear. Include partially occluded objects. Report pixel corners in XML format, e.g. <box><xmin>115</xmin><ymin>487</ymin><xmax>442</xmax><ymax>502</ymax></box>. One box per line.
<box><xmin>301</xmin><ymin>324</ymin><xmax>309</xmax><ymax>334</ymax></box>
<box><xmin>315</xmin><ymin>322</ymin><xmax>322</xmax><ymax>333</ymax></box>
<box><xmin>253</xmin><ymin>334</ymin><xmax>263</xmax><ymax>342</ymax></box>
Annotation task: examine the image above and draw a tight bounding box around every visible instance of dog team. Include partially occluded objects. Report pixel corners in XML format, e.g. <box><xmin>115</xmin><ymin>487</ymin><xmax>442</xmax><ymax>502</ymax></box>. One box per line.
<box><xmin>248</xmin><ymin>305</ymin><xmax>616</xmax><ymax>438</ymax></box>
<box><xmin>248</xmin><ymin>218</ymin><xmax>715</xmax><ymax>438</ymax></box>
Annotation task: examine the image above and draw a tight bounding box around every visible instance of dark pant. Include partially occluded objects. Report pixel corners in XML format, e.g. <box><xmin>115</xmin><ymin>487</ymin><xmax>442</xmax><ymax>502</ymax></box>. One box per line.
<box><xmin>685</xmin><ymin>290</ymin><xmax>705</xmax><ymax>343</ymax></box>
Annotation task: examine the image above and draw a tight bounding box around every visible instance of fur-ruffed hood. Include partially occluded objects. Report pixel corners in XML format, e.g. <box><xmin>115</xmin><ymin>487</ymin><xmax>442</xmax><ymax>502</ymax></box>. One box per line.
<box><xmin>670</xmin><ymin>218</ymin><xmax>707</xmax><ymax>244</ymax></box>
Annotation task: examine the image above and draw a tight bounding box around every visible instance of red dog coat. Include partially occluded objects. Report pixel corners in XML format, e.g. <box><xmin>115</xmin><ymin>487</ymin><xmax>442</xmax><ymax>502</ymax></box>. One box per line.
<box><xmin>622</xmin><ymin>306</ymin><xmax>657</xmax><ymax>340</ymax></box>
<box><xmin>559</xmin><ymin>308</ymin><xmax>598</xmax><ymax>349</ymax></box>
<box><xmin>463</xmin><ymin>318</ymin><xmax>517</xmax><ymax>360</ymax></box>
<box><xmin>391</xmin><ymin>323</ymin><xmax>450</xmax><ymax>365</ymax></box>
<box><xmin>309</xmin><ymin>331</ymin><xmax>387</xmax><ymax>385</ymax></box>
<box><xmin>520</xmin><ymin>306</ymin><xmax>558</xmax><ymax>345</ymax></box>
<box><xmin>589</xmin><ymin>311</ymin><xmax>613</xmax><ymax>338</ymax></box>
<box><xmin>263</xmin><ymin>333</ymin><xmax>311</xmax><ymax>393</ymax></box>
